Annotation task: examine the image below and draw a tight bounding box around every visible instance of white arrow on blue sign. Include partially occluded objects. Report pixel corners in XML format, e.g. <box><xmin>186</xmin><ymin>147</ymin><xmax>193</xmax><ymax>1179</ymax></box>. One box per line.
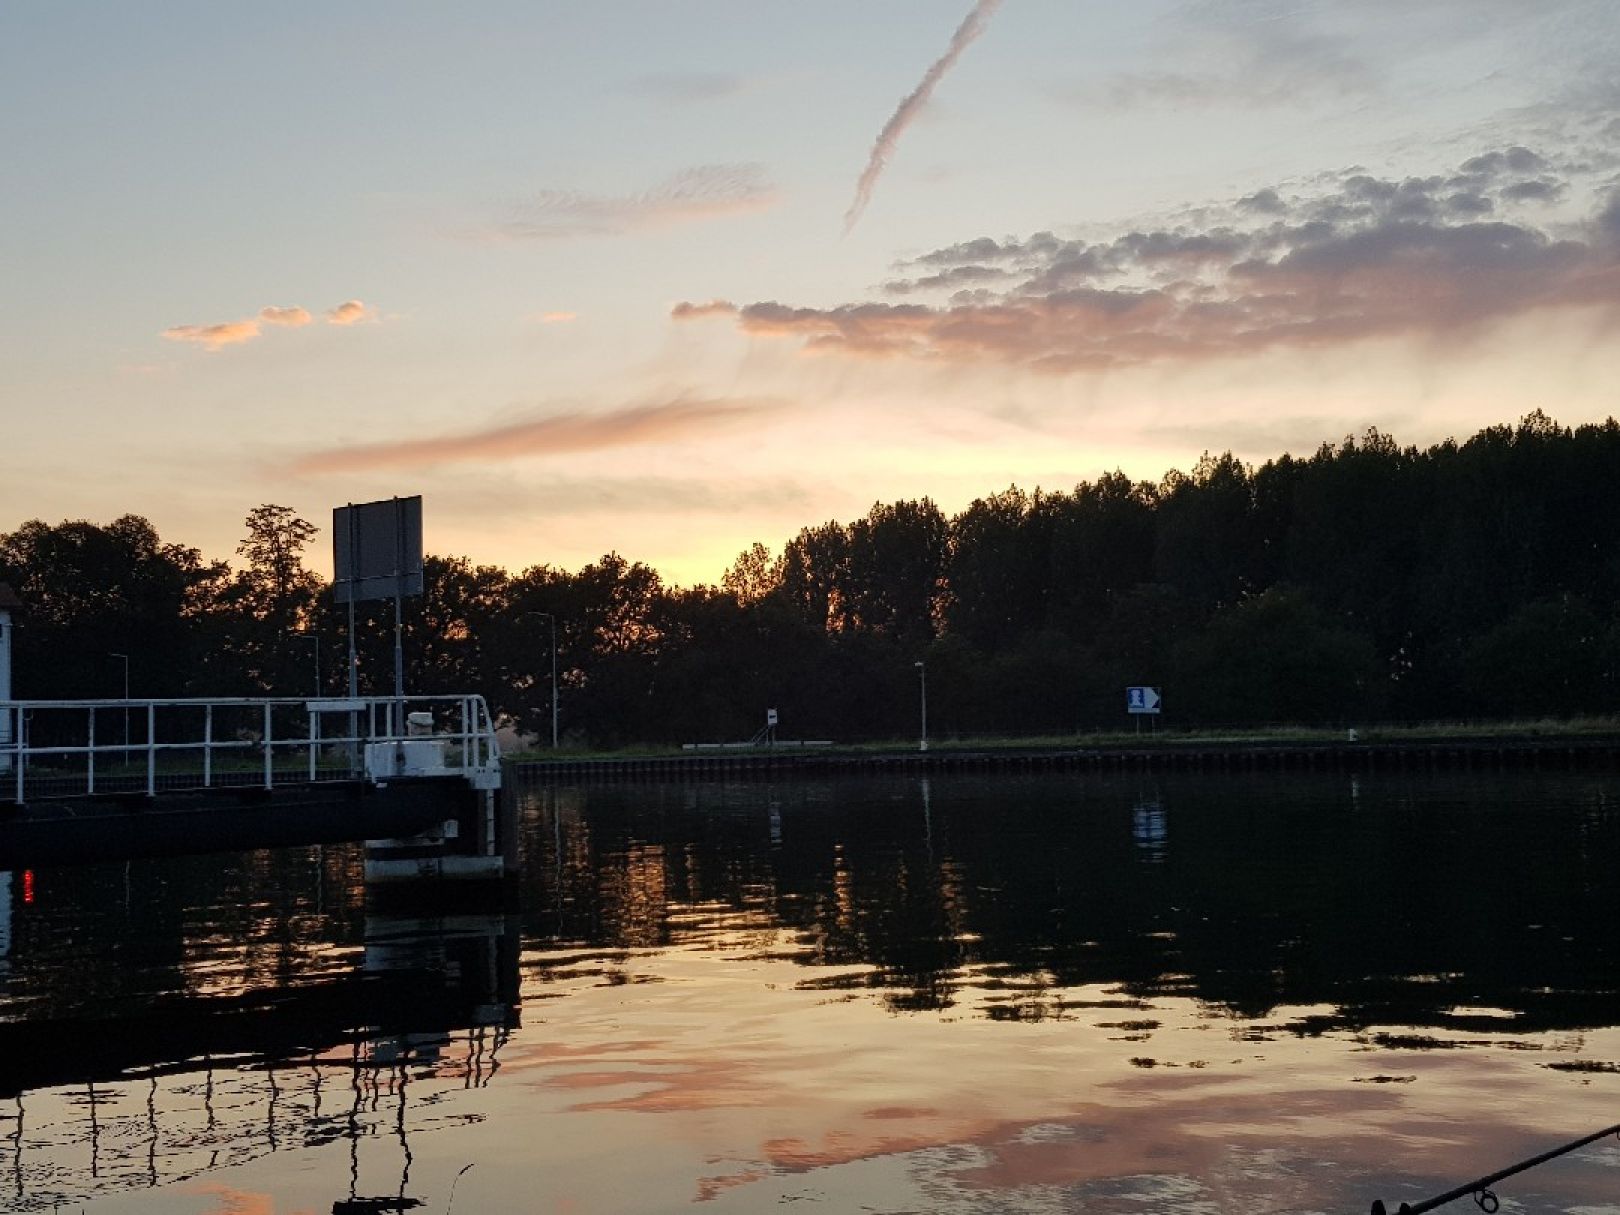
<box><xmin>1126</xmin><ymin>686</ymin><xmax>1162</xmax><ymax>714</ymax></box>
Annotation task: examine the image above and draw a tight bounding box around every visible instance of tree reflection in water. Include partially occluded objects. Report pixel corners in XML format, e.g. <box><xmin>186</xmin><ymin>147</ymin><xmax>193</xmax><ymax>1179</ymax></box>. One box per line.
<box><xmin>519</xmin><ymin>771</ymin><xmax>1620</xmax><ymax>1031</ymax></box>
<box><xmin>2</xmin><ymin>770</ymin><xmax>1618</xmax><ymax>1212</ymax></box>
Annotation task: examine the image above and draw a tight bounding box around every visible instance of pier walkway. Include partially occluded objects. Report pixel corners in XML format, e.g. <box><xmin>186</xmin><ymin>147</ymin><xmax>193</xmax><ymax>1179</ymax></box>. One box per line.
<box><xmin>1</xmin><ymin>693</ymin><xmax>500</xmax><ymax>804</ymax></box>
<box><xmin>0</xmin><ymin>694</ymin><xmax>502</xmax><ymax>867</ymax></box>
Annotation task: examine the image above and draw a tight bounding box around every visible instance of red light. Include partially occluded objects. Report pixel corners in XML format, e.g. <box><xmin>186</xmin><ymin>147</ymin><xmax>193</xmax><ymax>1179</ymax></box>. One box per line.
<box><xmin>21</xmin><ymin>869</ymin><xmax>34</xmax><ymax>904</ymax></box>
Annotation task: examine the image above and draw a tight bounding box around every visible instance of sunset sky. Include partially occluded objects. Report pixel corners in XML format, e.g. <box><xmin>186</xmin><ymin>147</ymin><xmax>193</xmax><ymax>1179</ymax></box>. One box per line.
<box><xmin>3</xmin><ymin>1</ymin><xmax>1617</xmax><ymax>584</ymax></box>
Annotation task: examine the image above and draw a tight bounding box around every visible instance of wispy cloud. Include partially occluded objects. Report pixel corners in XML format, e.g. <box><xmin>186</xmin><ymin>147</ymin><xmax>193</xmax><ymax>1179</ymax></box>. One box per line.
<box><xmin>669</xmin><ymin>300</ymin><xmax>740</xmax><ymax>320</ymax></box>
<box><xmin>437</xmin><ymin>472</ymin><xmax>815</xmax><ymax>520</ymax></box>
<box><xmin>489</xmin><ymin>165</ymin><xmax>777</xmax><ymax>241</ymax></box>
<box><xmin>678</xmin><ymin>145</ymin><xmax>1620</xmax><ymax>372</ymax></box>
<box><xmin>1082</xmin><ymin>21</ymin><xmax>1374</xmax><ymax>110</ymax></box>
<box><xmin>161</xmin><ymin>320</ymin><xmax>261</xmax><ymax>351</ymax></box>
<box><xmin>536</xmin><ymin>310</ymin><xmax>577</xmax><ymax>324</ymax></box>
<box><xmin>882</xmin><ymin>264</ymin><xmax>1013</xmax><ymax>295</ymax></box>
<box><xmin>1075</xmin><ymin>0</ymin><xmax>1605</xmax><ymax>112</ymax></box>
<box><xmin>844</xmin><ymin>0</ymin><xmax>1004</xmax><ymax>233</ymax></box>
<box><xmin>286</xmin><ymin>395</ymin><xmax>781</xmax><ymax>474</ymax></box>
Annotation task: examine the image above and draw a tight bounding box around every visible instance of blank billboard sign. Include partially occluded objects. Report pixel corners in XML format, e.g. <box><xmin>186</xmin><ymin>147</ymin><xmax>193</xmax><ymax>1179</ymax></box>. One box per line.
<box><xmin>332</xmin><ymin>496</ymin><xmax>424</xmax><ymax>604</ymax></box>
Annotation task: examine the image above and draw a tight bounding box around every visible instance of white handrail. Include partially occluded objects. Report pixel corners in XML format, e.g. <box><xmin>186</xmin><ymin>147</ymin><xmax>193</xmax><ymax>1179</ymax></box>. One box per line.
<box><xmin>0</xmin><ymin>694</ymin><xmax>489</xmax><ymax>709</ymax></box>
<box><xmin>0</xmin><ymin>693</ymin><xmax>501</xmax><ymax>802</ymax></box>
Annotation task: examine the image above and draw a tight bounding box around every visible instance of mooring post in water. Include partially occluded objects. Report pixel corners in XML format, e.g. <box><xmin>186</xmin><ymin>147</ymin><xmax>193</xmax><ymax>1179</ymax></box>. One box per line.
<box><xmin>1371</xmin><ymin>1123</ymin><xmax>1620</xmax><ymax>1214</ymax></box>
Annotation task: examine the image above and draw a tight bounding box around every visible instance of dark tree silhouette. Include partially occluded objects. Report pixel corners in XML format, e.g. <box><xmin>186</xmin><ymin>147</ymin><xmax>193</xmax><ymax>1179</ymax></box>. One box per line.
<box><xmin>6</xmin><ymin>413</ymin><xmax>1620</xmax><ymax>742</ymax></box>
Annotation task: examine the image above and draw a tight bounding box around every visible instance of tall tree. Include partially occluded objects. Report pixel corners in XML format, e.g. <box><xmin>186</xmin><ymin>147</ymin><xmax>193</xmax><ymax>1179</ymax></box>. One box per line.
<box><xmin>405</xmin><ymin>554</ymin><xmax>509</xmax><ymax>704</ymax></box>
<box><xmin>842</xmin><ymin>499</ymin><xmax>948</xmax><ymax>646</ymax></box>
<box><xmin>777</xmin><ymin>522</ymin><xmax>849</xmax><ymax>633</ymax></box>
<box><xmin>0</xmin><ymin>515</ymin><xmax>226</xmax><ymax>699</ymax></box>
<box><xmin>1043</xmin><ymin>472</ymin><xmax>1157</xmax><ymax>636</ymax></box>
<box><xmin>946</xmin><ymin>487</ymin><xmax>1047</xmax><ymax>646</ymax></box>
<box><xmin>218</xmin><ymin>505</ymin><xmax>323</xmax><ymax>693</ymax></box>
<box><xmin>235</xmin><ymin>504</ymin><xmax>321</xmax><ymax>631</ymax></box>
<box><xmin>1154</xmin><ymin>452</ymin><xmax>1257</xmax><ymax>613</ymax></box>
<box><xmin>722</xmin><ymin>542</ymin><xmax>779</xmax><ymax>606</ymax></box>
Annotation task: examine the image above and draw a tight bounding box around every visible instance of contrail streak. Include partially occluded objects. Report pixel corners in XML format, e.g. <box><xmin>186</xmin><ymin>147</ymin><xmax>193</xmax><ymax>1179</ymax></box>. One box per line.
<box><xmin>844</xmin><ymin>0</ymin><xmax>1005</xmax><ymax>234</ymax></box>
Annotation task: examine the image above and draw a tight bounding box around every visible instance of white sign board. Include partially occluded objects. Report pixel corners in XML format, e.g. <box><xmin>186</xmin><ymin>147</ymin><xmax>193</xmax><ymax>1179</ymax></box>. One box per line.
<box><xmin>1126</xmin><ymin>686</ymin><xmax>1162</xmax><ymax>715</ymax></box>
<box><xmin>766</xmin><ymin>708</ymin><xmax>779</xmax><ymax>727</ymax></box>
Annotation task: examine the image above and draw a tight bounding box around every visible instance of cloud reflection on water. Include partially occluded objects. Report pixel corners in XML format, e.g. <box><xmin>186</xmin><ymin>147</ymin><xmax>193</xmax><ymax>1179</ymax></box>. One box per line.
<box><xmin>4</xmin><ymin>771</ymin><xmax>1620</xmax><ymax>1212</ymax></box>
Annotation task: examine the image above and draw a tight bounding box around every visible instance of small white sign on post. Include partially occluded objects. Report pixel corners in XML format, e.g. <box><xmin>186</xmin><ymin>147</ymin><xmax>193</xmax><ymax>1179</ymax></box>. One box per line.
<box><xmin>766</xmin><ymin>708</ymin><xmax>778</xmax><ymax>727</ymax></box>
<box><xmin>1126</xmin><ymin>687</ymin><xmax>1162</xmax><ymax>715</ymax></box>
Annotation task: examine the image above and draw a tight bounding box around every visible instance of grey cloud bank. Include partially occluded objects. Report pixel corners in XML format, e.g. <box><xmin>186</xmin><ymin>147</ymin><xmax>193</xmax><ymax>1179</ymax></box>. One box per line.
<box><xmin>676</xmin><ymin>144</ymin><xmax>1620</xmax><ymax>372</ymax></box>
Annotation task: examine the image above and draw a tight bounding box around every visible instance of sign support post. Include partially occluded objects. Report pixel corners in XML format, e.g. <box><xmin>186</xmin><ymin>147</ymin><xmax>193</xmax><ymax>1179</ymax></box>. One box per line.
<box><xmin>393</xmin><ymin>592</ymin><xmax>404</xmax><ymax>705</ymax></box>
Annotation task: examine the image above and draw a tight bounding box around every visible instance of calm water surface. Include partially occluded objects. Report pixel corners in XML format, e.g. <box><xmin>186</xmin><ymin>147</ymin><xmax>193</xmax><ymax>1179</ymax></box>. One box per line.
<box><xmin>2</xmin><ymin>771</ymin><xmax>1619</xmax><ymax>1214</ymax></box>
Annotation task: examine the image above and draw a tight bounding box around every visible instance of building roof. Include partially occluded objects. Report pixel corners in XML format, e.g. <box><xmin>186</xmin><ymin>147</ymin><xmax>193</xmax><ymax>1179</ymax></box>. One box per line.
<box><xmin>0</xmin><ymin>581</ymin><xmax>21</xmax><ymax>609</ymax></box>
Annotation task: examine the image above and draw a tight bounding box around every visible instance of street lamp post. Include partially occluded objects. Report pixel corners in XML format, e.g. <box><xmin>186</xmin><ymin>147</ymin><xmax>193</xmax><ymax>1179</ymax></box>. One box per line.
<box><xmin>109</xmin><ymin>651</ymin><xmax>130</xmax><ymax>765</ymax></box>
<box><xmin>914</xmin><ymin>660</ymin><xmax>928</xmax><ymax>753</ymax></box>
<box><xmin>522</xmin><ymin>611</ymin><xmax>560</xmax><ymax>749</ymax></box>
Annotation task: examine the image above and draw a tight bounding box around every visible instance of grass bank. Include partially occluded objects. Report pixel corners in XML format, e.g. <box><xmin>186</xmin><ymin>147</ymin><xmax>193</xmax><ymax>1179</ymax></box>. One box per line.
<box><xmin>503</xmin><ymin>715</ymin><xmax>1620</xmax><ymax>763</ymax></box>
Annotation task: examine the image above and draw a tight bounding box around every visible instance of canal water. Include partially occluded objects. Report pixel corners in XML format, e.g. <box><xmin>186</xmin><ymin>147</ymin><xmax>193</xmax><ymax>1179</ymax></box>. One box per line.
<box><xmin>2</xmin><ymin>771</ymin><xmax>1619</xmax><ymax>1214</ymax></box>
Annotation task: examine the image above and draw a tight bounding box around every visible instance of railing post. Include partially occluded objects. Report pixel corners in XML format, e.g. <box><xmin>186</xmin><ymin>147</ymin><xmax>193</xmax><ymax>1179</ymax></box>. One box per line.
<box><xmin>87</xmin><ymin>706</ymin><xmax>96</xmax><ymax>795</ymax></box>
<box><xmin>204</xmin><ymin>703</ymin><xmax>213</xmax><ymax>787</ymax></box>
<box><xmin>146</xmin><ymin>702</ymin><xmax>156</xmax><ymax>796</ymax></box>
<box><xmin>14</xmin><ymin>708</ymin><xmax>24</xmax><ymax>804</ymax></box>
<box><xmin>308</xmin><ymin>710</ymin><xmax>317</xmax><ymax>782</ymax></box>
<box><xmin>263</xmin><ymin>701</ymin><xmax>273</xmax><ymax>790</ymax></box>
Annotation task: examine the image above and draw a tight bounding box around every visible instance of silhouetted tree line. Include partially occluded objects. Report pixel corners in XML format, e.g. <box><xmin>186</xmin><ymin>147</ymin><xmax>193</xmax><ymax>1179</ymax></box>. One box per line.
<box><xmin>5</xmin><ymin>412</ymin><xmax>1620</xmax><ymax>744</ymax></box>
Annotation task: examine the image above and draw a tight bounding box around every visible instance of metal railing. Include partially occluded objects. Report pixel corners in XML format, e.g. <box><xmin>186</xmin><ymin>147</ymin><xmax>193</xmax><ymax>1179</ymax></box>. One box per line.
<box><xmin>0</xmin><ymin>694</ymin><xmax>501</xmax><ymax>804</ymax></box>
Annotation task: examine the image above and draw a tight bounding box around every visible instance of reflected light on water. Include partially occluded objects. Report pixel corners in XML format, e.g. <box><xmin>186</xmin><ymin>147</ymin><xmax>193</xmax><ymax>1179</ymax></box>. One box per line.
<box><xmin>485</xmin><ymin>936</ymin><xmax>1620</xmax><ymax>1212</ymax></box>
<box><xmin>1</xmin><ymin>771</ymin><xmax>1619</xmax><ymax>1212</ymax></box>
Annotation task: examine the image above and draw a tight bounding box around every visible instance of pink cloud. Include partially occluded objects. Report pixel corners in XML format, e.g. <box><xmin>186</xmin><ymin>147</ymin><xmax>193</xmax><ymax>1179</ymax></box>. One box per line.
<box><xmin>678</xmin><ymin>154</ymin><xmax>1620</xmax><ymax>372</ymax></box>
<box><xmin>325</xmin><ymin>299</ymin><xmax>369</xmax><ymax>325</ymax></box>
<box><xmin>161</xmin><ymin>320</ymin><xmax>261</xmax><ymax>351</ymax></box>
<box><xmin>286</xmin><ymin>394</ymin><xmax>779</xmax><ymax>474</ymax></box>
<box><xmin>162</xmin><ymin>299</ymin><xmax>371</xmax><ymax>351</ymax></box>
<box><xmin>196</xmin><ymin>1191</ymin><xmax>271</xmax><ymax>1215</ymax></box>
<box><xmin>258</xmin><ymin>305</ymin><xmax>312</xmax><ymax>327</ymax></box>
<box><xmin>670</xmin><ymin>300</ymin><xmax>739</xmax><ymax>320</ymax></box>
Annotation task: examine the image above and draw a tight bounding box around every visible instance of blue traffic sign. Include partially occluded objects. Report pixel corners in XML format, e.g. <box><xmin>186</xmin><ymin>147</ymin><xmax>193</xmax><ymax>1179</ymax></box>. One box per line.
<box><xmin>1126</xmin><ymin>686</ymin><xmax>1162</xmax><ymax>714</ymax></box>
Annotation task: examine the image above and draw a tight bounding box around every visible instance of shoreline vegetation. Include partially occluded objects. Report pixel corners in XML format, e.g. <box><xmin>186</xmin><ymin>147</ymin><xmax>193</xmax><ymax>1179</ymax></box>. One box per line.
<box><xmin>6</xmin><ymin>413</ymin><xmax>1620</xmax><ymax>750</ymax></box>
